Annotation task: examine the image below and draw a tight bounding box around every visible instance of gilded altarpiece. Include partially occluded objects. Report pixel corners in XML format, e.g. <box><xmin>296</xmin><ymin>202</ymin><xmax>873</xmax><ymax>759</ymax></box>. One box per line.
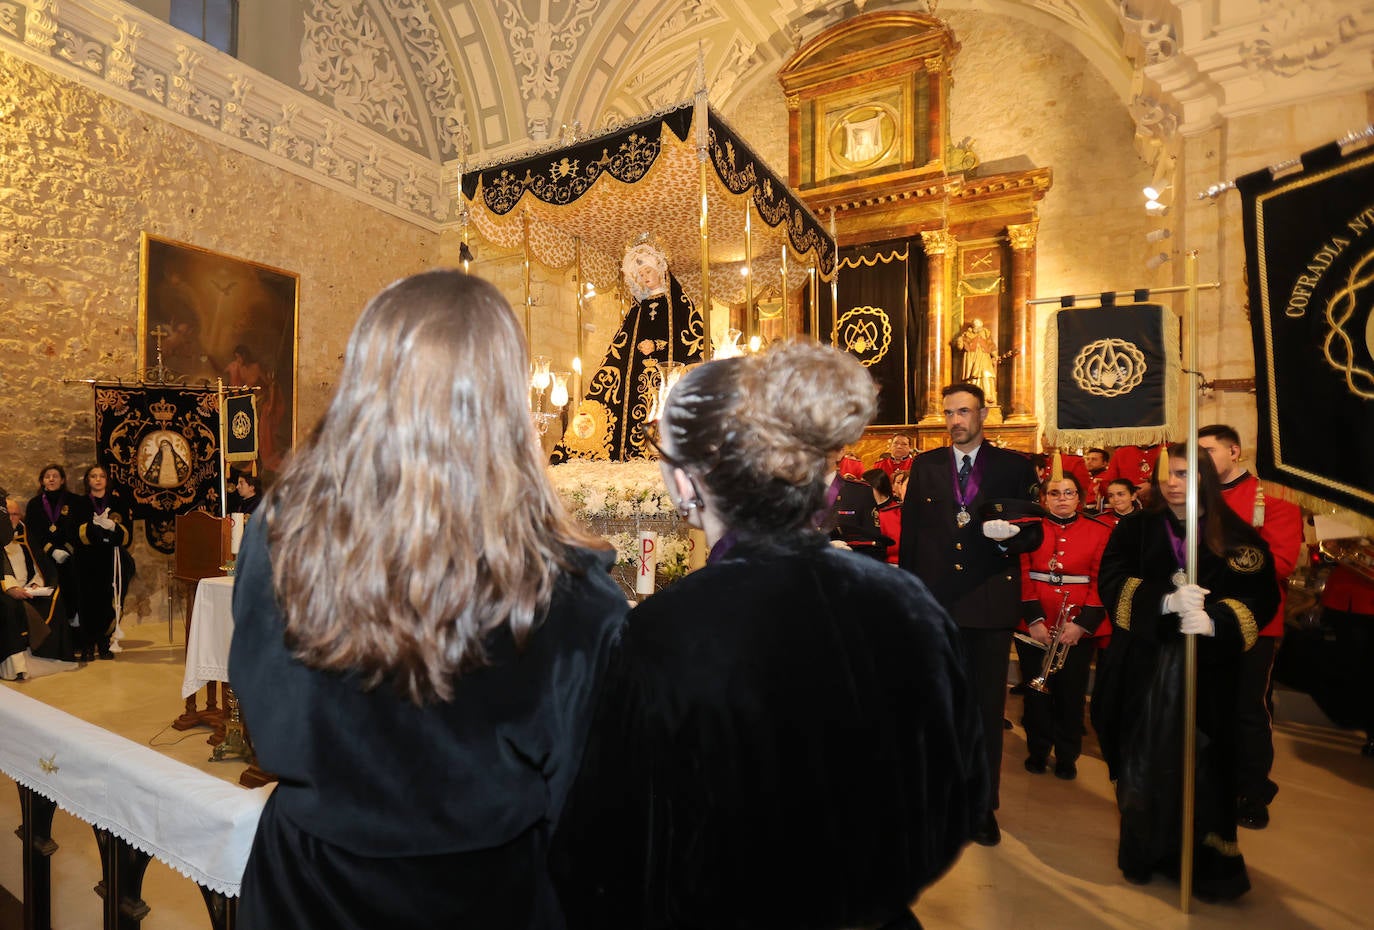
<box><xmin>780</xmin><ymin>11</ymin><xmax>1051</xmax><ymax>451</ymax></box>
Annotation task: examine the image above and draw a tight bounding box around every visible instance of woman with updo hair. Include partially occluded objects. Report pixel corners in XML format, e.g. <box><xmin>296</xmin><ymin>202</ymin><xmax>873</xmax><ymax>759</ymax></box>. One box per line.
<box><xmin>553</xmin><ymin>341</ymin><xmax>985</xmax><ymax>930</ymax></box>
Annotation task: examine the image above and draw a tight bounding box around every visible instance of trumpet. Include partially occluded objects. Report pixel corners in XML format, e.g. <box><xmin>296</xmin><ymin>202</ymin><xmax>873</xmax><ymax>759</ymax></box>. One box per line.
<box><xmin>1027</xmin><ymin>591</ymin><xmax>1076</xmax><ymax>694</ymax></box>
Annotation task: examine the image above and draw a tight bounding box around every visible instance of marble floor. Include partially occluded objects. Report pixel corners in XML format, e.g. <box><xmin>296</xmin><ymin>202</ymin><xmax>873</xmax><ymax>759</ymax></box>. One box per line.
<box><xmin>0</xmin><ymin>617</ymin><xmax>1372</xmax><ymax>929</ymax></box>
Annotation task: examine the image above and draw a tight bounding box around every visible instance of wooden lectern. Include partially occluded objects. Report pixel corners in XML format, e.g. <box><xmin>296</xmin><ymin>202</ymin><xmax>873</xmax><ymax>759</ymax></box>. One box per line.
<box><xmin>171</xmin><ymin>511</ymin><xmax>230</xmax><ymax>732</ymax></box>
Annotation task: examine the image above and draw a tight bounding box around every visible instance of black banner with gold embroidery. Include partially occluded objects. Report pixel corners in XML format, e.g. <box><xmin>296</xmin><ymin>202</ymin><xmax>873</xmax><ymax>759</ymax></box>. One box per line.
<box><xmin>1042</xmin><ymin>305</ymin><xmax>1179</xmax><ymax>448</ymax></box>
<box><xmin>93</xmin><ymin>387</ymin><xmax>222</xmax><ymax>553</ymax></box>
<box><xmin>818</xmin><ymin>239</ymin><xmax>918</xmax><ymax>425</ymax></box>
<box><xmin>223</xmin><ymin>392</ymin><xmax>259</xmax><ymax>463</ymax></box>
<box><xmin>1240</xmin><ymin>143</ymin><xmax>1374</xmax><ymax>518</ymax></box>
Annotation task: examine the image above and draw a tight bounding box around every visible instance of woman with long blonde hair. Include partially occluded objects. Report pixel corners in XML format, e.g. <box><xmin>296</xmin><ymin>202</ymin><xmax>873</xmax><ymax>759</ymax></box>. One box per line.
<box><xmin>230</xmin><ymin>270</ymin><xmax>626</xmax><ymax>929</ymax></box>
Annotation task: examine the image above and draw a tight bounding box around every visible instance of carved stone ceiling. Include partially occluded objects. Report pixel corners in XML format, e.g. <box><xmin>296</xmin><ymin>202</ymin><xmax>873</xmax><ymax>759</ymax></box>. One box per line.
<box><xmin>286</xmin><ymin>0</ymin><xmax>1374</xmax><ymax>195</ymax></box>
<box><xmin>413</xmin><ymin>0</ymin><xmax>1132</xmax><ymax>161</ymax></box>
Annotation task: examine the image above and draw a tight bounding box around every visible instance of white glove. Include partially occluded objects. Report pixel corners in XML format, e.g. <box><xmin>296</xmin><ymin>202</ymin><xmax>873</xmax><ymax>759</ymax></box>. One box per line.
<box><xmin>982</xmin><ymin>519</ymin><xmax>1021</xmax><ymax>542</ymax></box>
<box><xmin>51</xmin><ymin>548</ymin><xmax>69</xmax><ymax>564</ymax></box>
<box><xmin>1162</xmin><ymin>583</ymin><xmax>1209</xmax><ymax>615</ymax></box>
<box><xmin>1179</xmin><ymin>608</ymin><xmax>1215</xmax><ymax>637</ymax></box>
<box><xmin>93</xmin><ymin>513</ymin><xmax>115</xmax><ymax>531</ymax></box>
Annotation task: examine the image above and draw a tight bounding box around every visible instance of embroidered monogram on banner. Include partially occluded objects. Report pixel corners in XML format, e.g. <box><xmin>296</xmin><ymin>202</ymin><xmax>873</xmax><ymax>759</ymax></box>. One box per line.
<box><xmin>1240</xmin><ymin>143</ymin><xmax>1374</xmax><ymax>519</ymax></box>
<box><xmin>1042</xmin><ymin>304</ymin><xmax>1178</xmax><ymax>448</ymax></box>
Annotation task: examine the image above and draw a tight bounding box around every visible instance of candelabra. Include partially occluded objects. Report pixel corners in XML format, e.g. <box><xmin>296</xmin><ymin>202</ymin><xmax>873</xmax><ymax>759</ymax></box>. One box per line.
<box><xmin>529</xmin><ymin>356</ymin><xmax>570</xmax><ymax>435</ymax></box>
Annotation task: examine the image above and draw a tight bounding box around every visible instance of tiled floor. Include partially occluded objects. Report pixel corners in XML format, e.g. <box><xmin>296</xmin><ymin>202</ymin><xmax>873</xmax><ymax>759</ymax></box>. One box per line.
<box><xmin>1</xmin><ymin>618</ymin><xmax>1371</xmax><ymax>929</ymax></box>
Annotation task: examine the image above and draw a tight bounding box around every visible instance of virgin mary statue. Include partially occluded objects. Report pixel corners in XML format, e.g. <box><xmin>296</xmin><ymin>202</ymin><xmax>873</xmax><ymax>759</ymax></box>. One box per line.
<box><xmin>551</xmin><ymin>242</ymin><xmax>704</xmax><ymax>462</ymax></box>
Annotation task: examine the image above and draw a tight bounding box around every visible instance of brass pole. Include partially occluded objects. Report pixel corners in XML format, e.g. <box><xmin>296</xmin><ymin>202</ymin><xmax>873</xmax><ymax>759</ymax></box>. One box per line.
<box><xmin>1180</xmin><ymin>248</ymin><xmax>1202</xmax><ymax>913</ymax></box>
<box><xmin>829</xmin><ymin>209</ymin><xmax>839</xmax><ymax>348</ymax></box>
<box><xmin>700</xmin><ymin>160</ymin><xmax>712</xmax><ymax>355</ymax></box>
<box><xmin>809</xmin><ymin>264</ymin><xmax>819</xmax><ymax>343</ymax></box>
<box><xmin>574</xmin><ymin>236</ymin><xmax>584</xmax><ymax>403</ymax></box>
<box><xmin>522</xmin><ymin>210</ymin><xmax>533</xmax><ymax>338</ymax></box>
<box><xmin>217</xmin><ymin>378</ymin><xmax>227</xmax><ymax>519</ymax></box>
<box><xmin>744</xmin><ymin>207</ymin><xmax>754</xmax><ymax>343</ymax></box>
<box><xmin>781</xmin><ymin>244</ymin><xmax>790</xmax><ymax>341</ymax></box>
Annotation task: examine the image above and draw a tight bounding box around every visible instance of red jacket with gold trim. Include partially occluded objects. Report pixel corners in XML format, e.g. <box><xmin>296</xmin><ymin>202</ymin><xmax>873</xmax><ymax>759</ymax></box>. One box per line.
<box><xmin>1018</xmin><ymin>513</ymin><xmax>1113</xmax><ymax>643</ymax></box>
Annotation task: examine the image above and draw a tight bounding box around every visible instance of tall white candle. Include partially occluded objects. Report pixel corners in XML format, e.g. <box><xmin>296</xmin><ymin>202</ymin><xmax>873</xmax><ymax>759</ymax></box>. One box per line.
<box><xmin>636</xmin><ymin>531</ymin><xmax>658</xmax><ymax>596</ymax></box>
<box><xmin>230</xmin><ymin>513</ymin><xmax>245</xmax><ymax>556</ymax></box>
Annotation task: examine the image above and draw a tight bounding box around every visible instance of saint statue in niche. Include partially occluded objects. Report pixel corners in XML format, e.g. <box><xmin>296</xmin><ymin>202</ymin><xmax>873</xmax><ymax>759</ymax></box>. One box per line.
<box><xmin>957</xmin><ymin>318</ymin><xmax>998</xmax><ymax>405</ymax></box>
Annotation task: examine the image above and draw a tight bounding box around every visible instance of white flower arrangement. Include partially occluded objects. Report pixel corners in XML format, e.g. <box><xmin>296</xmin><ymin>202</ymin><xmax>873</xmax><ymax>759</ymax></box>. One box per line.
<box><xmin>547</xmin><ymin>460</ymin><xmax>678</xmax><ymax>522</ymax></box>
<box><xmin>548</xmin><ymin>460</ymin><xmax>693</xmax><ymax>584</ymax></box>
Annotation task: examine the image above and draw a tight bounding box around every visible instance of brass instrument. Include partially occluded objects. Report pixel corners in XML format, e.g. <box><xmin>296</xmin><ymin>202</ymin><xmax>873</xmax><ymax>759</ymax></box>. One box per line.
<box><xmin>1027</xmin><ymin>591</ymin><xmax>1077</xmax><ymax>694</ymax></box>
<box><xmin>1322</xmin><ymin>537</ymin><xmax>1374</xmax><ymax>585</ymax></box>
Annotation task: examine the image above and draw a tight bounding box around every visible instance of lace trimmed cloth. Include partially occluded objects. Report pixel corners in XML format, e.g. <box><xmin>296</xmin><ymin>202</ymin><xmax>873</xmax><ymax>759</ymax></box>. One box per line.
<box><xmin>0</xmin><ymin>685</ymin><xmax>269</xmax><ymax>896</ymax></box>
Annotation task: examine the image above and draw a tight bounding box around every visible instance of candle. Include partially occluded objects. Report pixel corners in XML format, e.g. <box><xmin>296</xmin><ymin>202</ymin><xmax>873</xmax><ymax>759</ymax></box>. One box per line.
<box><xmin>636</xmin><ymin>531</ymin><xmax>658</xmax><ymax>595</ymax></box>
<box><xmin>230</xmin><ymin>513</ymin><xmax>245</xmax><ymax>556</ymax></box>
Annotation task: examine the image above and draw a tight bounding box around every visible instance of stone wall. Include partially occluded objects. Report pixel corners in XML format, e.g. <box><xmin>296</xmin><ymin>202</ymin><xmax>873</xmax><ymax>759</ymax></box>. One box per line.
<box><xmin>0</xmin><ymin>51</ymin><xmax>437</xmax><ymax>621</ymax></box>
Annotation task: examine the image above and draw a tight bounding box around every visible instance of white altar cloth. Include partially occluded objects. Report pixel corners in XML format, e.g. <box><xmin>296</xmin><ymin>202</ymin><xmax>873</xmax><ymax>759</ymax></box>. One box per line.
<box><xmin>0</xmin><ymin>685</ymin><xmax>269</xmax><ymax>895</ymax></box>
<box><xmin>182</xmin><ymin>575</ymin><xmax>235</xmax><ymax>700</ymax></box>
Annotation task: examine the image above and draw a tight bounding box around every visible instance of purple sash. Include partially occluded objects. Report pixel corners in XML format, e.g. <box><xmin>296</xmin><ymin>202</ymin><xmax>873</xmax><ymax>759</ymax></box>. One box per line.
<box><xmin>951</xmin><ymin>448</ymin><xmax>986</xmax><ymax>515</ymax></box>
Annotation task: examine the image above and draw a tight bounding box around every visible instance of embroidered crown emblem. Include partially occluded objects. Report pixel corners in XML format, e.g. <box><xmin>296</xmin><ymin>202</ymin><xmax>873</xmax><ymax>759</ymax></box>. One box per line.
<box><xmin>148</xmin><ymin>398</ymin><xmax>177</xmax><ymax>423</ymax></box>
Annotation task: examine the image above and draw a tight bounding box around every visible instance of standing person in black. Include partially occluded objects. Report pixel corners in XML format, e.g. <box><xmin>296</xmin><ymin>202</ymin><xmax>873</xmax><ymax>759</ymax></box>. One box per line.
<box><xmin>24</xmin><ymin>465</ymin><xmax>79</xmax><ymax>624</ymax></box>
<box><xmin>71</xmin><ymin>465</ymin><xmax>134</xmax><ymax>661</ymax></box>
<box><xmin>553</xmin><ymin>342</ymin><xmax>984</xmax><ymax>930</ymax></box>
<box><xmin>229</xmin><ymin>270</ymin><xmax>627</xmax><ymax>930</ymax></box>
<box><xmin>898</xmin><ymin>382</ymin><xmax>1042</xmax><ymax>846</ymax></box>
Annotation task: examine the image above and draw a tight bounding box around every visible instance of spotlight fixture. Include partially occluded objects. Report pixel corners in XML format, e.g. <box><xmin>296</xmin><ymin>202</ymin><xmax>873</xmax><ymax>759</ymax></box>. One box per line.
<box><xmin>582</xmin><ymin>281</ymin><xmax>597</xmax><ymax>299</ymax></box>
<box><xmin>1143</xmin><ymin>154</ymin><xmax>1174</xmax><ymax>202</ymax></box>
<box><xmin>1145</xmin><ymin>252</ymin><xmax>1171</xmax><ymax>270</ymax></box>
<box><xmin>1145</xmin><ymin>228</ymin><xmax>1172</xmax><ymax>244</ymax></box>
<box><xmin>1145</xmin><ymin>200</ymin><xmax>1169</xmax><ymax>216</ymax></box>
<box><xmin>1143</xmin><ymin>181</ymin><xmax>1171</xmax><ymax>201</ymax></box>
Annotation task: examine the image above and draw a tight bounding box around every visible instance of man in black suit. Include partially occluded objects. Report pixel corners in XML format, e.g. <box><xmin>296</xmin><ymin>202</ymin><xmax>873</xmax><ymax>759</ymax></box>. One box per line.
<box><xmin>898</xmin><ymin>382</ymin><xmax>1041</xmax><ymax>846</ymax></box>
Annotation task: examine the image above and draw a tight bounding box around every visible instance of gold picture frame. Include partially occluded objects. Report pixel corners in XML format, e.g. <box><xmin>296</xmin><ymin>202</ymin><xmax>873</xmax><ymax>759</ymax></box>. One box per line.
<box><xmin>137</xmin><ymin>233</ymin><xmax>299</xmax><ymax>474</ymax></box>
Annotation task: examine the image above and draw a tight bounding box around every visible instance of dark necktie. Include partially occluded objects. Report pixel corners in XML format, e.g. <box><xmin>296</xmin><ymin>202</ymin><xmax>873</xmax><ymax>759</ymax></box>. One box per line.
<box><xmin>958</xmin><ymin>454</ymin><xmax>972</xmax><ymax>493</ymax></box>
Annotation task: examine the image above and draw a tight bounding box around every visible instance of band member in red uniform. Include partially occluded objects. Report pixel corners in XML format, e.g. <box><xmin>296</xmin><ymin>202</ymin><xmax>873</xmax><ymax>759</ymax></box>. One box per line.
<box><xmin>1036</xmin><ymin>443</ymin><xmax>1092</xmax><ymax>495</ymax></box>
<box><xmin>1084</xmin><ymin>448</ymin><xmax>1110</xmax><ymax>511</ymax></box>
<box><xmin>1101</xmin><ymin>443</ymin><xmax>1167</xmax><ymax>488</ymax></box>
<box><xmin>876</xmin><ymin>435</ymin><xmax>915</xmax><ymax>478</ymax></box>
<box><xmin>837</xmin><ymin>447</ymin><xmax>866</xmax><ymax>480</ymax></box>
<box><xmin>1014</xmin><ymin>461</ymin><xmax>1111</xmax><ymax>780</ymax></box>
<box><xmin>864</xmin><ymin>469</ymin><xmax>903</xmax><ymax>566</ymax></box>
<box><xmin>1198</xmin><ymin>424</ymin><xmax>1302</xmax><ymax>829</ymax></box>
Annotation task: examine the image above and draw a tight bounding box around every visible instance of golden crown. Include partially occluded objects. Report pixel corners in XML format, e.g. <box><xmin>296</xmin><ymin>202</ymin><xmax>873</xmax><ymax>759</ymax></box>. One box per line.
<box><xmin>148</xmin><ymin>398</ymin><xmax>177</xmax><ymax>423</ymax></box>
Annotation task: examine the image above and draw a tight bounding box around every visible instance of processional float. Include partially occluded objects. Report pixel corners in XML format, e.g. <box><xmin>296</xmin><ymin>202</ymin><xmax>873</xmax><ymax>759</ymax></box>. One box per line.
<box><xmin>460</xmin><ymin>83</ymin><xmax>837</xmax><ymax>460</ymax></box>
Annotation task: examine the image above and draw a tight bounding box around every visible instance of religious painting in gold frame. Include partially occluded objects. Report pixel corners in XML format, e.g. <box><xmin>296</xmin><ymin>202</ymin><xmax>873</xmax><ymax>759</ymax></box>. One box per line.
<box><xmin>137</xmin><ymin>233</ymin><xmax>299</xmax><ymax>475</ymax></box>
<box><xmin>807</xmin><ymin>75</ymin><xmax>928</xmax><ymax>185</ymax></box>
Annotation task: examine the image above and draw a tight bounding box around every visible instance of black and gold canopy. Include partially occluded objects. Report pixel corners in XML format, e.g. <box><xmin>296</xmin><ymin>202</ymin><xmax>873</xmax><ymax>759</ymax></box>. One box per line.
<box><xmin>461</xmin><ymin>97</ymin><xmax>835</xmax><ymax>309</ymax></box>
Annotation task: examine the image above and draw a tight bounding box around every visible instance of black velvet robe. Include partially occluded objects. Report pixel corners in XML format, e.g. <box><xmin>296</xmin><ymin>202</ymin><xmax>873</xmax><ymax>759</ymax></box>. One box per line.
<box><xmin>1092</xmin><ymin>509</ymin><xmax>1278</xmax><ymax>900</ymax></box>
<box><xmin>229</xmin><ymin>517</ymin><xmax>628</xmax><ymax>930</ymax></box>
<box><xmin>70</xmin><ymin>491</ymin><xmax>135</xmax><ymax>649</ymax></box>
<box><xmin>552</xmin><ymin>535</ymin><xmax>984</xmax><ymax>930</ymax></box>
